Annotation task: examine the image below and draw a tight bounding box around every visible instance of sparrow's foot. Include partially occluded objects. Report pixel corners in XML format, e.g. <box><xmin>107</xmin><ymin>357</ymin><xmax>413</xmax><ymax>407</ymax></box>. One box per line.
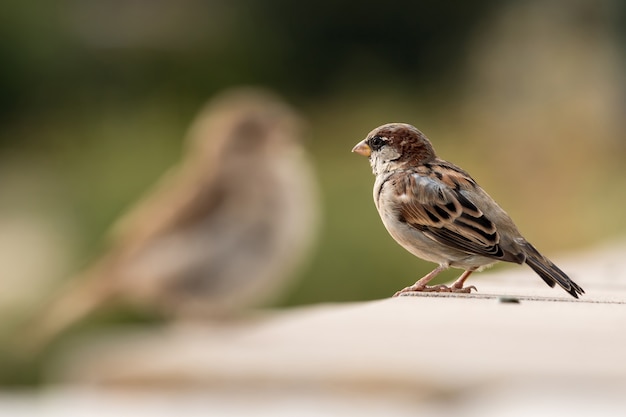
<box><xmin>450</xmin><ymin>284</ymin><xmax>477</xmax><ymax>294</ymax></box>
<box><xmin>393</xmin><ymin>284</ymin><xmax>477</xmax><ymax>297</ymax></box>
<box><xmin>393</xmin><ymin>284</ymin><xmax>449</xmax><ymax>297</ymax></box>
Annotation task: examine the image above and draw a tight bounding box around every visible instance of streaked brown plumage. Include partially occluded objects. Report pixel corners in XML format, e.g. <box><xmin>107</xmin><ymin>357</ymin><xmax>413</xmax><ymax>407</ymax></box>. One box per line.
<box><xmin>352</xmin><ymin>123</ymin><xmax>584</xmax><ymax>298</ymax></box>
<box><xmin>22</xmin><ymin>88</ymin><xmax>319</xmax><ymax>350</ymax></box>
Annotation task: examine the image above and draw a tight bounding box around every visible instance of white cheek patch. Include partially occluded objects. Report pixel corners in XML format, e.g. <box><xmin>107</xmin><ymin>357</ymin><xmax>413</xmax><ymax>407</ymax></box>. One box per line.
<box><xmin>369</xmin><ymin>146</ymin><xmax>402</xmax><ymax>176</ymax></box>
<box><xmin>379</xmin><ymin>147</ymin><xmax>401</xmax><ymax>162</ymax></box>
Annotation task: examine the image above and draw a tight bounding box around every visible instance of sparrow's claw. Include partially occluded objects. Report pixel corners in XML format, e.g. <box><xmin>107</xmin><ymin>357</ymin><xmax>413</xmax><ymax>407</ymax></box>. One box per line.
<box><xmin>393</xmin><ymin>284</ymin><xmax>477</xmax><ymax>297</ymax></box>
<box><xmin>450</xmin><ymin>285</ymin><xmax>477</xmax><ymax>294</ymax></box>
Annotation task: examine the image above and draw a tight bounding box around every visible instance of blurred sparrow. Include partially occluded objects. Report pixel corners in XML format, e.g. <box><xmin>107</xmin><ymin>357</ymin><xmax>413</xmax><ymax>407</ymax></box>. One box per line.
<box><xmin>352</xmin><ymin>123</ymin><xmax>584</xmax><ymax>298</ymax></box>
<box><xmin>25</xmin><ymin>88</ymin><xmax>319</xmax><ymax>348</ymax></box>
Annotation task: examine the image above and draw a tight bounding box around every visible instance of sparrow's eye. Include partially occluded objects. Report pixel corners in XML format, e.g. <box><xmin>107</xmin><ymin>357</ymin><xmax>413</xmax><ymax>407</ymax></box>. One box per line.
<box><xmin>369</xmin><ymin>135</ymin><xmax>386</xmax><ymax>151</ymax></box>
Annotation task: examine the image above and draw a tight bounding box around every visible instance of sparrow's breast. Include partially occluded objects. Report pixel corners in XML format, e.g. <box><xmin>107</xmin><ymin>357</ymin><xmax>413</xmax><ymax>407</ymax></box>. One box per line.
<box><xmin>374</xmin><ymin>174</ymin><xmax>495</xmax><ymax>269</ymax></box>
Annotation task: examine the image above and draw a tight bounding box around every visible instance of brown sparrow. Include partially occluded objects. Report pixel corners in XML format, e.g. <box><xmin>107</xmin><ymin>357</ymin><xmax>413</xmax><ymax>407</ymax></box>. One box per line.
<box><xmin>24</xmin><ymin>88</ymin><xmax>319</xmax><ymax>348</ymax></box>
<box><xmin>352</xmin><ymin>123</ymin><xmax>584</xmax><ymax>298</ymax></box>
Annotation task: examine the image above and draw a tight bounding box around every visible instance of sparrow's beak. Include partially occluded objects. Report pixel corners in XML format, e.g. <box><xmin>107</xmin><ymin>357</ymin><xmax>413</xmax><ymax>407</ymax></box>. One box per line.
<box><xmin>352</xmin><ymin>140</ymin><xmax>371</xmax><ymax>157</ymax></box>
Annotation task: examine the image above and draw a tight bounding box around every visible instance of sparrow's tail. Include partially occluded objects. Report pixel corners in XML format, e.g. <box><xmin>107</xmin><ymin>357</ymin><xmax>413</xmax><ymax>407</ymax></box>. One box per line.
<box><xmin>13</xmin><ymin>260</ymin><xmax>118</xmax><ymax>356</ymax></box>
<box><xmin>523</xmin><ymin>243</ymin><xmax>584</xmax><ymax>298</ymax></box>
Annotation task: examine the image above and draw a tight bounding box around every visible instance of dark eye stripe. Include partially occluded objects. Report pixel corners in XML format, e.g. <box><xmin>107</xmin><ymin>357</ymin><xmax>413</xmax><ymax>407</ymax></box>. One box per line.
<box><xmin>369</xmin><ymin>135</ymin><xmax>386</xmax><ymax>151</ymax></box>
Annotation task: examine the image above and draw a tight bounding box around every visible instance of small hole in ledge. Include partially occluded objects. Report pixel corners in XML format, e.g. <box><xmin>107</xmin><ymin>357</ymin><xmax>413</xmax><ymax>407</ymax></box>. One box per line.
<box><xmin>497</xmin><ymin>296</ymin><xmax>520</xmax><ymax>304</ymax></box>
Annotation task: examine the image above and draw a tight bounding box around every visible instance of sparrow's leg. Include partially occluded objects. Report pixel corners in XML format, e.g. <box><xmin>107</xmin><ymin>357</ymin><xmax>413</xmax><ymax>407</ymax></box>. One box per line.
<box><xmin>393</xmin><ymin>265</ymin><xmax>450</xmax><ymax>297</ymax></box>
<box><xmin>449</xmin><ymin>269</ymin><xmax>477</xmax><ymax>293</ymax></box>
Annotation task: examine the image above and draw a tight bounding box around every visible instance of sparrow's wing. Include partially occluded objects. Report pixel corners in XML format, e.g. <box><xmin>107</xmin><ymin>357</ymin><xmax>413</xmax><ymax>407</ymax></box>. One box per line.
<box><xmin>107</xmin><ymin>162</ymin><xmax>224</xmax><ymax>255</ymax></box>
<box><xmin>390</xmin><ymin>166</ymin><xmax>523</xmax><ymax>263</ymax></box>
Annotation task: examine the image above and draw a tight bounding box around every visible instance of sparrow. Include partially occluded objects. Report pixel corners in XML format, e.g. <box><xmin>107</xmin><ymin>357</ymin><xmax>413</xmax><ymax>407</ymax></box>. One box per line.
<box><xmin>22</xmin><ymin>87</ymin><xmax>319</xmax><ymax>349</ymax></box>
<box><xmin>352</xmin><ymin>123</ymin><xmax>584</xmax><ymax>298</ymax></box>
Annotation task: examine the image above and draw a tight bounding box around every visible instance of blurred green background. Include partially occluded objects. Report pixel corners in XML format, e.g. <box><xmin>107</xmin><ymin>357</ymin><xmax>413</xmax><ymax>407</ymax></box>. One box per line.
<box><xmin>1</xmin><ymin>0</ymin><xmax>625</xmax><ymax>325</ymax></box>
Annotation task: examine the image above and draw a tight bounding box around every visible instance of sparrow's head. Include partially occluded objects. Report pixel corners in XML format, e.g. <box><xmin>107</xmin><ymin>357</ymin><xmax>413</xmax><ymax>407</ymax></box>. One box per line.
<box><xmin>187</xmin><ymin>87</ymin><xmax>304</xmax><ymax>161</ymax></box>
<box><xmin>352</xmin><ymin>123</ymin><xmax>436</xmax><ymax>175</ymax></box>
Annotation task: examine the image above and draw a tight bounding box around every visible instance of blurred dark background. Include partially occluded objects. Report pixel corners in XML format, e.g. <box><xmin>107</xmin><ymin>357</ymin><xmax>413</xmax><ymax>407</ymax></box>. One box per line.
<box><xmin>1</xmin><ymin>0</ymin><xmax>625</xmax><ymax>324</ymax></box>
